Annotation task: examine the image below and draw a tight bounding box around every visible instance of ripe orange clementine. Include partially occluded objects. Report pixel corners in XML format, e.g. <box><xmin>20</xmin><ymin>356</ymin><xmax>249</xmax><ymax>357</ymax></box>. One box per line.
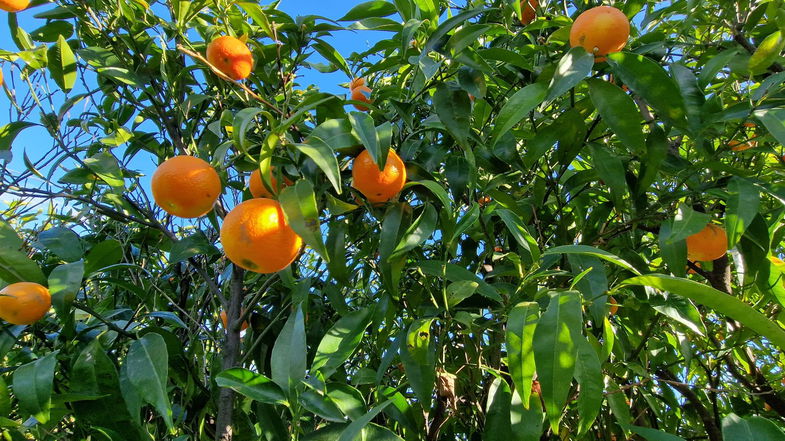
<box><xmin>519</xmin><ymin>0</ymin><xmax>538</xmax><ymax>25</ymax></box>
<box><xmin>352</xmin><ymin>149</ymin><xmax>406</xmax><ymax>204</ymax></box>
<box><xmin>0</xmin><ymin>0</ymin><xmax>29</xmax><ymax>12</ymax></box>
<box><xmin>478</xmin><ymin>196</ymin><xmax>493</xmax><ymax>206</ymax></box>
<box><xmin>686</xmin><ymin>224</ymin><xmax>727</xmax><ymax>262</ymax></box>
<box><xmin>729</xmin><ymin>139</ymin><xmax>757</xmax><ymax>152</ymax></box>
<box><xmin>349</xmin><ymin>77</ymin><xmax>366</xmax><ymax>90</ymax></box>
<box><xmin>249</xmin><ymin>167</ymin><xmax>292</xmax><ymax>199</ymax></box>
<box><xmin>608</xmin><ymin>296</ymin><xmax>619</xmax><ymax>315</ymax></box>
<box><xmin>743</xmin><ymin>122</ymin><xmax>756</xmax><ymax>128</ymax></box>
<box><xmin>151</xmin><ymin>155</ymin><xmax>222</xmax><ymax>218</ymax></box>
<box><xmin>206</xmin><ymin>36</ymin><xmax>254</xmax><ymax>81</ymax></box>
<box><xmin>569</xmin><ymin>6</ymin><xmax>630</xmax><ymax>62</ymax></box>
<box><xmin>220</xmin><ymin>198</ymin><xmax>302</xmax><ymax>273</ymax></box>
<box><xmin>0</xmin><ymin>282</ymin><xmax>51</xmax><ymax>325</ymax></box>
<box><xmin>351</xmin><ymin>85</ymin><xmax>373</xmax><ymax>111</ymax></box>
<box><xmin>220</xmin><ymin>310</ymin><xmax>249</xmax><ymax>331</ymax></box>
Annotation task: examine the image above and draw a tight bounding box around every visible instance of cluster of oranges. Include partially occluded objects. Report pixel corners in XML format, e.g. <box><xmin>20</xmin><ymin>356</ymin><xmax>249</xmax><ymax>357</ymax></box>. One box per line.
<box><xmin>349</xmin><ymin>77</ymin><xmax>373</xmax><ymax>112</ymax></box>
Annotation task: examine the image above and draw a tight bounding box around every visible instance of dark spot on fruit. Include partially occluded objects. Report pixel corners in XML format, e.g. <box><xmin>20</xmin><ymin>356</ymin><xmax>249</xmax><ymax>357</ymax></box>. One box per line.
<box><xmin>241</xmin><ymin>259</ymin><xmax>258</xmax><ymax>269</ymax></box>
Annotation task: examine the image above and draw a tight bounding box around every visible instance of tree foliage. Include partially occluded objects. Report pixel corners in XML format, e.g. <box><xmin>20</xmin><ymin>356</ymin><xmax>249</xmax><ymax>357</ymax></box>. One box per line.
<box><xmin>1</xmin><ymin>0</ymin><xmax>785</xmax><ymax>440</ymax></box>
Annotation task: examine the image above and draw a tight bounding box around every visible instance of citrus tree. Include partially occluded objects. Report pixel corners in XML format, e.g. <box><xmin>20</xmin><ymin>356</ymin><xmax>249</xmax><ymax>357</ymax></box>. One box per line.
<box><xmin>1</xmin><ymin>0</ymin><xmax>785</xmax><ymax>440</ymax></box>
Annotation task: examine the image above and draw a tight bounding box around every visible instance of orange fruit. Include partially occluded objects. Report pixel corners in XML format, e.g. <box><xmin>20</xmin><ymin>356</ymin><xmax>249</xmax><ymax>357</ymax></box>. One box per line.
<box><xmin>349</xmin><ymin>77</ymin><xmax>366</xmax><ymax>90</ymax></box>
<box><xmin>519</xmin><ymin>0</ymin><xmax>538</xmax><ymax>25</ymax></box>
<box><xmin>151</xmin><ymin>156</ymin><xmax>222</xmax><ymax>218</ymax></box>
<box><xmin>729</xmin><ymin>139</ymin><xmax>757</xmax><ymax>152</ymax></box>
<box><xmin>220</xmin><ymin>310</ymin><xmax>249</xmax><ymax>331</ymax></box>
<box><xmin>686</xmin><ymin>224</ymin><xmax>727</xmax><ymax>262</ymax></box>
<box><xmin>569</xmin><ymin>6</ymin><xmax>630</xmax><ymax>62</ymax></box>
<box><xmin>0</xmin><ymin>282</ymin><xmax>51</xmax><ymax>325</ymax></box>
<box><xmin>351</xmin><ymin>85</ymin><xmax>373</xmax><ymax>111</ymax></box>
<box><xmin>608</xmin><ymin>296</ymin><xmax>619</xmax><ymax>315</ymax></box>
<box><xmin>0</xmin><ymin>0</ymin><xmax>29</xmax><ymax>12</ymax></box>
<box><xmin>220</xmin><ymin>198</ymin><xmax>302</xmax><ymax>273</ymax></box>
<box><xmin>206</xmin><ymin>36</ymin><xmax>254</xmax><ymax>81</ymax></box>
<box><xmin>743</xmin><ymin>122</ymin><xmax>756</xmax><ymax>128</ymax></box>
<box><xmin>352</xmin><ymin>149</ymin><xmax>407</xmax><ymax>204</ymax></box>
<box><xmin>249</xmin><ymin>167</ymin><xmax>292</xmax><ymax>199</ymax></box>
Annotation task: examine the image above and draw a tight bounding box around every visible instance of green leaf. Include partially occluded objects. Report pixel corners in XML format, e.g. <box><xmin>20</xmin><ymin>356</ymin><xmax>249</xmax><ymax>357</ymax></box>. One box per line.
<box><xmin>725</xmin><ymin>177</ymin><xmax>760</xmax><ymax>248</ymax></box>
<box><xmin>546</xmin><ymin>47</ymin><xmax>595</xmax><ymax>101</ymax></box>
<box><xmin>348</xmin><ymin>111</ymin><xmax>384</xmax><ymax>168</ymax></box>
<box><xmin>606</xmin><ymin>377</ymin><xmax>632</xmax><ymax>429</ymax></box>
<box><xmin>658</xmin><ymin>220</ymin><xmax>687</xmax><ymax>277</ymax></box>
<box><xmin>620</xmin><ymin>275</ymin><xmax>785</xmax><ymax>350</ymax></box>
<box><xmin>747</xmin><ymin>416</ymin><xmax>785</xmax><ymax>439</ymax></box>
<box><xmin>339</xmin><ymin>1</ymin><xmax>398</xmax><ymax>21</ymax></box>
<box><xmin>327</xmin><ymin>383</ymin><xmax>367</xmax><ymax>420</ymax></box>
<box><xmin>489</xmin><ymin>83</ymin><xmax>547</xmax><ymax>147</ymax></box>
<box><xmin>533</xmin><ymin>291</ymin><xmax>581</xmax><ymax>431</ymax></box>
<box><xmin>293</xmin><ymin>140</ymin><xmax>342</xmax><ymax>194</ymax></box>
<box><xmin>419</xmin><ymin>7</ymin><xmax>485</xmax><ymax>56</ymax></box>
<box><xmin>0</xmin><ymin>220</ymin><xmax>46</xmax><ymax>284</ymax></box>
<box><xmin>279</xmin><ymin>180</ymin><xmax>329</xmax><ymax>262</ymax></box>
<box><xmin>83</xmin><ymin>152</ymin><xmax>125</xmax><ymax>190</ymax></box>
<box><xmin>389</xmin><ymin>204</ymin><xmax>437</xmax><ymax>259</ymax></box>
<box><xmin>637</xmin><ymin>126</ymin><xmax>668</xmax><ymax>195</ymax></box>
<box><xmin>232</xmin><ymin>107</ymin><xmax>267</xmax><ymax>152</ymax></box>
<box><xmin>403</xmin><ymin>180</ymin><xmax>452</xmax><ymax>208</ymax></box>
<box><xmin>446</xmin><ymin>280</ymin><xmax>479</xmax><ymax>307</ymax></box>
<box><xmin>506</xmin><ymin>302</ymin><xmax>539</xmax><ymax>407</ymax></box>
<box><xmin>484</xmin><ymin>377</ymin><xmax>512</xmax><ymax>440</ymax></box>
<box><xmin>589</xmin><ymin>143</ymin><xmax>629</xmax><ymax>210</ymax></box>
<box><xmin>215</xmin><ymin>368</ymin><xmax>286</xmax><ymax>405</ymax></box>
<box><xmin>312</xmin><ymin>39</ymin><xmax>351</xmax><ymax>75</ymax></box>
<box><xmin>0</xmin><ymin>376</ymin><xmax>10</xmax><ymax>417</ymax></box>
<box><xmin>668</xmin><ymin>204</ymin><xmax>711</xmax><ymax>243</ymax></box>
<box><xmin>84</xmin><ymin>239</ymin><xmax>123</xmax><ymax>275</ymax></box>
<box><xmin>448</xmin><ymin>203</ymin><xmax>480</xmax><ymax>244</ymax></box>
<box><xmin>337</xmin><ymin>401</ymin><xmax>392</xmax><ymax>441</ymax></box>
<box><xmin>607</xmin><ymin>52</ymin><xmax>688</xmax><ymax>129</ymax></box>
<box><xmin>587</xmin><ymin>78</ymin><xmax>646</xmax><ymax>155</ymax></box>
<box><xmin>38</xmin><ymin>227</ymin><xmax>83</xmax><ymax>262</ymax></box>
<box><xmin>312</xmin><ymin>307</ymin><xmax>373</xmax><ymax>378</ymax></box>
<box><xmin>236</xmin><ymin>3</ymin><xmax>273</xmax><ymax>38</ymax></box>
<box><xmin>417</xmin><ymin>260</ymin><xmax>501</xmax><ymax>302</ymax></box>
<box><xmin>48</xmin><ymin>260</ymin><xmax>83</xmax><ymax>322</ymax></box>
<box><xmin>125</xmin><ymin>333</ymin><xmax>173</xmax><ymax>429</ymax></box>
<box><xmin>497</xmin><ymin>209</ymin><xmax>540</xmax><ymax>263</ymax></box>
<box><xmin>271</xmin><ymin>305</ymin><xmax>307</xmax><ymax>395</ymax></box>
<box><xmin>510</xmin><ymin>390</ymin><xmax>545</xmax><ymax>441</ymax></box>
<box><xmin>168</xmin><ymin>231</ymin><xmax>219</xmax><ymax>264</ymax></box>
<box><xmin>698</xmin><ymin>48</ymin><xmax>738</xmax><ymax>88</ymax></box>
<box><xmin>0</xmin><ymin>121</ymin><xmax>37</xmax><ymax>151</ymax></box>
<box><xmin>12</xmin><ymin>352</ymin><xmax>58</xmax><ymax>423</ymax></box>
<box><xmin>378</xmin><ymin>203</ymin><xmax>406</xmax><ymax>297</ymax></box>
<box><xmin>433</xmin><ymin>83</ymin><xmax>472</xmax><ymax>147</ymax></box>
<box><xmin>543</xmin><ymin>245</ymin><xmax>641</xmax><ymax>275</ymax></box>
<box><xmin>749</xmin><ymin>31</ymin><xmax>785</xmax><ymax>74</ymax></box>
<box><xmin>753</xmin><ymin>107</ymin><xmax>785</xmax><ymax>147</ymax></box>
<box><xmin>623</xmin><ymin>425</ymin><xmax>686</xmax><ymax>441</ymax></box>
<box><xmin>574</xmin><ymin>338</ymin><xmax>602</xmax><ymax>435</ymax></box>
<box><xmin>47</xmin><ymin>35</ymin><xmax>77</xmax><ymax>92</ymax></box>
<box><xmin>399</xmin><ymin>318</ymin><xmax>436</xmax><ymax>409</ymax></box>
<box><xmin>301</xmin><ymin>389</ymin><xmax>345</xmax><ymax>422</ymax></box>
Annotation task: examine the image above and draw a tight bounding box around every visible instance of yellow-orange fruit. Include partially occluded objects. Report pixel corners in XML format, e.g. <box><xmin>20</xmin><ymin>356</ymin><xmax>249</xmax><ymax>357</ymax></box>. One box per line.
<box><xmin>220</xmin><ymin>310</ymin><xmax>249</xmax><ymax>331</ymax></box>
<box><xmin>0</xmin><ymin>69</ymin><xmax>4</xmax><ymax>86</ymax></box>
<box><xmin>249</xmin><ymin>167</ymin><xmax>292</xmax><ymax>199</ymax></box>
<box><xmin>729</xmin><ymin>139</ymin><xmax>757</xmax><ymax>152</ymax></box>
<box><xmin>0</xmin><ymin>282</ymin><xmax>51</xmax><ymax>325</ymax></box>
<box><xmin>0</xmin><ymin>0</ymin><xmax>29</xmax><ymax>12</ymax></box>
<box><xmin>151</xmin><ymin>156</ymin><xmax>222</xmax><ymax>218</ymax></box>
<box><xmin>519</xmin><ymin>0</ymin><xmax>538</xmax><ymax>25</ymax></box>
<box><xmin>349</xmin><ymin>78</ymin><xmax>366</xmax><ymax>90</ymax></box>
<box><xmin>206</xmin><ymin>36</ymin><xmax>254</xmax><ymax>81</ymax></box>
<box><xmin>352</xmin><ymin>149</ymin><xmax>407</xmax><ymax>204</ymax></box>
<box><xmin>608</xmin><ymin>296</ymin><xmax>619</xmax><ymax>315</ymax></box>
<box><xmin>220</xmin><ymin>198</ymin><xmax>302</xmax><ymax>273</ymax></box>
<box><xmin>743</xmin><ymin>122</ymin><xmax>756</xmax><ymax>128</ymax></box>
<box><xmin>569</xmin><ymin>6</ymin><xmax>630</xmax><ymax>62</ymax></box>
<box><xmin>686</xmin><ymin>224</ymin><xmax>727</xmax><ymax>262</ymax></box>
<box><xmin>351</xmin><ymin>85</ymin><xmax>373</xmax><ymax>111</ymax></box>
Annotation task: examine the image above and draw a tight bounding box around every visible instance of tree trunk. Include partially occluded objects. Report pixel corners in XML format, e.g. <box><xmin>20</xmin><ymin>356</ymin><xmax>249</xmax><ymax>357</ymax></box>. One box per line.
<box><xmin>215</xmin><ymin>266</ymin><xmax>245</xmax><ymax>441</ymax></box>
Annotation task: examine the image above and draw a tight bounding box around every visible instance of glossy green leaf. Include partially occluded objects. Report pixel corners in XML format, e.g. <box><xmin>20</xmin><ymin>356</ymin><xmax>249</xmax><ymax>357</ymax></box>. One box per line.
<box><xmin>417</xmin><ymin>260</ymin><xmax>502</xmax><ymax>302</ymax></box>
<box><xmin>544</xmin><ymin>245</ymin><xmax>641</xmax><ymax>275</ymax></box>
<box><xmin>125</xmin><ymin>333</ymin><xmax>173</xmax><ymax>428</ymax></box>
<box><xmin>271</xmin><ymin>305</ymin><xmax>307</xmax><ymax>394</ymax></box>
<box><xmin>589</xmin><ymin>143</ymin><xmax>628</xmax><ymax>210</ymax></box>
<box><xmin>607</xmin><ymin>52</ymin><xmax>688</xmax><ymax>129</ymax></box>
<box><xmin>546</xmin><ymin>47</ymin><xmax>595</xmax><ymax>101</ymax></box>
<box><xmin>533</xmin><ymin>291</ymin><xmax>581</xmax><ymax>431</ymax></box>
<box><xmin>279</xmin><ymin>179</ymin><xmax>329</xmax><ymax>262</ymax></box>
<box><xmin>419</xmin><ymin>7</ymin><xmax>485</xmax><ymax>55</ymax></box>
<box><xmin>38</xmin><ymin>227</ymin><xmax>83</xmax><ymax>262</ymax></box>
<box><xmin>574</xmin><ymin>338</ymin><xmax>602</xmax><ymax>435</ymax></box>
<box><xmin>293</xmin><ymin>139</ymin><xmax>342</xmax><ymax>194</ymax></box>
<box><xmin>725</xmin><ymin>177</ymin><xmax>760</xmax><ymax>248</ymax></box>
<box><xmin>215</xmin><ymin>368</ymin><xmax>286</xmax><ymax>405</ymax></box>
<box><xmin>0</xmin><ymin>220</ymin><xmax>46</xmax><ymax>284</ymax></box>
<box><xmin>168</xmin><ymin>231</ymin><xmax>220</xmax><ymax>264</ymax></box>
<box><xmin>433</xmin><ymin>83</ymin><xmax>472</xmax><ymax>147</ymax></box>
<box><xmin>506</xmin><ymin>302</ymin><xmax>539</xmax><ymax>407</ymax></box>
<box><xmin>70</xmin><ymin>340</ymin><xmax>134</xmax><ymax>428</ymax></box>
<box><xmin>389</xmin><ymin>204</ymin><xmax>437</xmax><ymax>260</ymax></box>
<box><xmin>339</xmin><ymin>1</ymin><xmax>398</xmax><ymax>21</ymax></box>
<box><xmin>489</xmin><ymin>83</ymin><xmax>547</xmax><ymax>147</ymax></box>
<box><xmin>510</xmin><ymin>389</ymin><xmax>545</xmax><ymax>441</ymax></box>
<box><xmin>48</xmin><ymin>260</ymin><xmax>83</xmax><ymax>322</ymax></box>
<box><xmin>337</xmin><ymin>401</ymin><xmax>392</xmax><ymax>441</ymax></box>
<box><xmin>399</xmin><ymin>318</ymin><xmax>436</xmax><ymax>409</ymax></box>
<box><xmin>12</xmin><ymin>351</ymin><xmax>58</xmax><ymax>423</ymax></box>
<box><xmin>749</xmin><ymin>31</ymin><xmax>785</xmax><ymax>74</ymax></box>
<box><xmin>620</xmin><ymin>274</ymin><xmax>785</xmax><ymax>350</ymax></box>
<box><xmin>379</xmin><ymin>203</ymin><xmax>406</xmax><ymax>297</ymax></box>
<box><xmin>753</xmin><ymin>107</ymin><xmax>785</xmax><ymax>147</ymax></box>
<box><xmin>84</xmin><ymin>239</ymin><xmax>123</xmax><ymax>275</ymax></box>
<box><xmin>623</xmin><ymin>425</ymin><xmax>686</xmax><ymax>441</ymax></box>
<box><xmin>668</xmin><ymin>204</ymin><xmax>711</xmax><ymax>243</ymax></box>
<box><xmin>497</xmin><ymin>209</ymin><xmax>540</xmax><ymax>263</ymax></box>
<box><xmin>484</xmin><ymin>377</ymin><xmax>512</xmax><ymax>440</ymax></box>
<box><xmin>48</xmin><ymin>35</ymin><xmax>76</xmax><ymax>92</ymax></box>
<box><xmin>606</xmin><ymin>377</ymin><xmax>632</xmax><ymax>429</ymax></box>
<box><xmin>587</xmin><ymin>78</ymin><xmax>646</xmax><ymax>155</ymax></box>
<box><xmin>301</xmin><ymin>388</ymin><xmax>346</xmax><ymax>422</ymax></box>
<box><xmin>348</xmin><ymin>111</ymin><xmax>384</xmax><ymax>168</ymax></box>
<box><xmin>312</xmin><ymin>307</ymin><xmax>372</xmax><ymax>378</ymax></box>
<box><xmin>0</xmin><ymin>121</ymin><xmax>37</xmax><ymax>152</ymax></box>
<box><xmin>83</xmin><ymin>152</ymin><xmax>125</xmax><ymax>190</ymax></box>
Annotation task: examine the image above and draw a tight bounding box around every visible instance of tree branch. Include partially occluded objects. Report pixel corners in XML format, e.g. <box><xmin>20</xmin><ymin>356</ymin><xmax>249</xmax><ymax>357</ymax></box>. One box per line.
<box><xmin>215</xmin><ymin>265</ymin><xmax>245</xmax><ymax>441</ymax></box>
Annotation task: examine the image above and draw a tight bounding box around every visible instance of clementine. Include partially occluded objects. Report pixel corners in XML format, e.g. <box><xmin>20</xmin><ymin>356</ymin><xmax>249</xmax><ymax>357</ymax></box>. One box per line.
<box><xmin>0</xmin><ymin>0</ymin><xmax>29</xmax><ymax>12</ymax></box>
<box><xmin>519</xmin><ymin>0</ymin><xmax>538</xmax><ymax>25</ymax></box>
<box><xmin>220</xmin><ymin>310</ymin><xmax>249</xmax><ymax>331</ymax></box>
<box><xmin>351</xmin><ymin>85</ymin><xmax>373</xmax><ymax>111</ymax></box>
<box><xmin>206</xmin><ymin>36</ymin><xmax>254</xmax><ymax>81</ymax></box>
<box><xmin>0</xmin><ymin>282</ymin><xmax>51</xmax><ymax>325</ymax></box>
<box><xmin>151</xmin><ymin>155</ymin><xmax>222</xmax><ymax>218</ymax></box>
<box><xmin>569</xmin><ymin>6</ymin><xmax>630</xmax><ymax>62</ymax></box>
<box><xmin>249</xmin><ymin>167</ymin><xmax>292</xmax><ymax>199</ymax></box>
<box><xmin>608</xmin><ymin>296</ymin><xmax>619</xmax><ymax>315</ymax></box>
<box><xmin>220</xmin><ymin>198</ymin><xmax>302</xmax><ymax>273</ymax></box>
<box><xmin>743</xmin><ymin>122</ymin><xmax>756</xmax><ymax>128</ymax></box>
<box><xmin>729</xmin><ymin>139</ymin><xmax>757</xmax><ymax>152</ymax></box>
<box><xmin>686</xmin><ymin>224</ymin><xmax>727</xmax><ymax>262</ymax></box>
<box><xmin>349</xmin><ymin>77</ymin><xmax>366</xmax><ymax>90</ymax></box>
<box><xmin>352</xmin><ymin>149</ymin><xmax>406</xmax><ymax>204</ymax></box>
